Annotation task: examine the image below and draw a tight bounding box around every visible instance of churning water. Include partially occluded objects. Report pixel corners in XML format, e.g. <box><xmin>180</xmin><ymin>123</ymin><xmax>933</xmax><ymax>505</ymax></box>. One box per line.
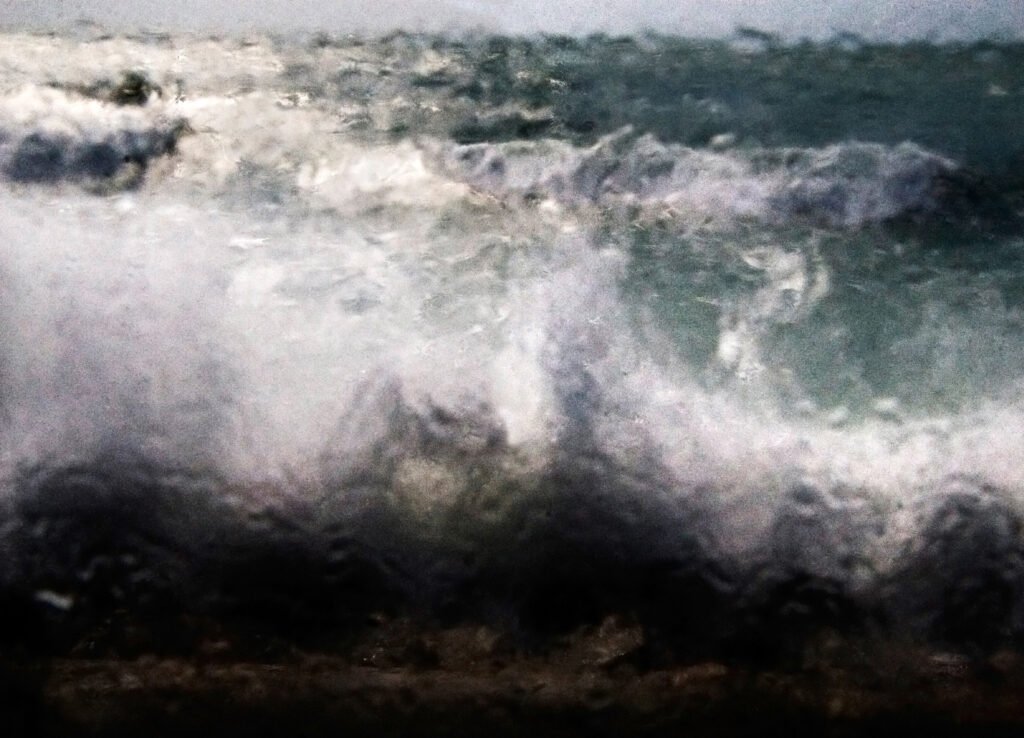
<box><xmin>1</xmin><ymin>29</ymin><xmax>1023</xmax><ymax>654</ymax></box>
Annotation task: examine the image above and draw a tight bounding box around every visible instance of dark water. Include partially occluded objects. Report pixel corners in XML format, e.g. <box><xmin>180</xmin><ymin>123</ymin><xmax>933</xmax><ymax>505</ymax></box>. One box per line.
<box><xmin>1</xmin><ymin>30</ymin><xmax>1023</xmax><ymax>658</ymax></box>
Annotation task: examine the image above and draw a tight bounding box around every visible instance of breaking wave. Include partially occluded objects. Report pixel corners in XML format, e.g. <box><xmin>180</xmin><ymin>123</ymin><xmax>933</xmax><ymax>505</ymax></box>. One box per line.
<box><xmin>435</xmin><ymin>130</ymin><xmax>999</xmax><ymax>228</ymax></box>
<box><xmin>1</xmin><ymin>29</ymin><xmax>1023</xmax><ymax>660</ymax></box>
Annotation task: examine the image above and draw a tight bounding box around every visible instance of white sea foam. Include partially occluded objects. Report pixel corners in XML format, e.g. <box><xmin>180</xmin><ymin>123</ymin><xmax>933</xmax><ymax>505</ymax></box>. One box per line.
<box><xmin>436</xmin><ymin>130</ymin><xmax>967</xmax><ymax>228</ymax></box>
<box><xmin>1</xmin><ymin>31</ymin><xmax>1022</xmax><ymax>642</ymax></box>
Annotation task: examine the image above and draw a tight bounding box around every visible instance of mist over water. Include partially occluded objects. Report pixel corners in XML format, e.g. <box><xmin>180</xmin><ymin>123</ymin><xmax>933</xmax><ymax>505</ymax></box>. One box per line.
<box><xmin>1</xmin><ymin>26</ymin><xmax>1023</xmax><ymax>660</ymax></box>
<box><xmin>2</xmin><ymin>1</ymin><xmax>1023</xmax><ymax>40</ymax></box>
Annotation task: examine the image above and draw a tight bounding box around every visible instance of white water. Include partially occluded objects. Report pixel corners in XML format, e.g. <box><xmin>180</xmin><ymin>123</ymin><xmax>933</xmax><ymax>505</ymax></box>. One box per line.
<box><xmin>2</xmin><ymin>32</ymin><xmax>1023</xmax><ymax>642</ymax></box>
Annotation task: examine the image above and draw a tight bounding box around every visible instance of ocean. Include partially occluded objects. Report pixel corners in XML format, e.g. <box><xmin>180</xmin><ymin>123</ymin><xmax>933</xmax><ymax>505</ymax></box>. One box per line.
<box><xmin>1</xmin><ymin>28</ymin><xmax>1023</xmax><ymax>662</ymax></box>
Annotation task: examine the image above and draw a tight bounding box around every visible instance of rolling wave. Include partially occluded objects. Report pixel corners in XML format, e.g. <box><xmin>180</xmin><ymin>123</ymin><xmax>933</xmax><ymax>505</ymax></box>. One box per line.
<box><xmin>1</xmin><ymin>29</ymin><xmax>1023</xmax><ymax>660</ymax></box>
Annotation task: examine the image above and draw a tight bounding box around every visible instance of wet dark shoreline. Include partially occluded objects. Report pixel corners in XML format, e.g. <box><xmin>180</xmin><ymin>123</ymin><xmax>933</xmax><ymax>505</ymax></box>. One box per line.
<box><xmin>5</xmin><ymin>636</ymin><xmax>1024</xmax><ymax>738</ymax></box>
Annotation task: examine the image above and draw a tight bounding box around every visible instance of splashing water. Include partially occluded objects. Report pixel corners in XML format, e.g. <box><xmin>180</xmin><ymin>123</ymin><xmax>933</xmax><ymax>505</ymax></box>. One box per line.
<box><xmin>2</xmin><ymin>30</ymin><xmax>1024</xmax><ymax>656</ymax></box>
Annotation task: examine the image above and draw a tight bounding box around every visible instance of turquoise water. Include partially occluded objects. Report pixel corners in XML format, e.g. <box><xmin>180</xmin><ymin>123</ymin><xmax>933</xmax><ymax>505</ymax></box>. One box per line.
<box><xmin>1</xmin><ymin>30</ymin><xmax>1023</xmax><ymax>654</ymax></box>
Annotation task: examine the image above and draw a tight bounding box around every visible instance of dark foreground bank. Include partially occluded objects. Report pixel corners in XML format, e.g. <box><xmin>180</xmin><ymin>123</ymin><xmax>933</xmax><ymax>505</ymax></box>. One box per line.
<box><xmin>4</xmin><ymin>629</ymin><xmax>1024</xmax><ymax>738</ymax></box>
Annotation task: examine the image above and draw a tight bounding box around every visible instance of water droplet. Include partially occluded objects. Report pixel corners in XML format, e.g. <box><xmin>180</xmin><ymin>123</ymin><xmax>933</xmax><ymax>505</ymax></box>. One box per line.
<box><xmin>34</xmin><ymin>590</ymin><xmax>74</xmax><ymax>611</ymax></box>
